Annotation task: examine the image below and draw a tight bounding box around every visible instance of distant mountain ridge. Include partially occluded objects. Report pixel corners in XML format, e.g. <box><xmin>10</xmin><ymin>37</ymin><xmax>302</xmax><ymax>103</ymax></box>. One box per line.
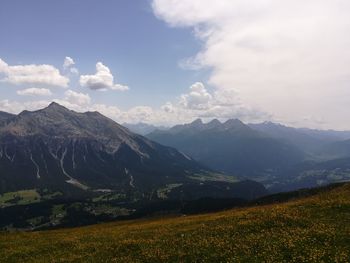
<box><xmin>0</xmin><ymin>103</ymin><xmax>267</xmax><ymax>201</ymax></box>
<box><xmin>148</xmin><ymin>118</ymin><xmax>350</xmax><ymax>192</ymax></box>
<box><xmin>249</xmin><ymin>121</ymin><xmax>350</xmax><ymax>155</ymax></box>
<box><xmin>147</xmin><ymin>118</ymin><xmax>304</xmax><ymax>178</ymax></box>
<box><xmin>165</xmin><ymin>118</ymin><xmax>255</xmax><ymax>135</ymax></box>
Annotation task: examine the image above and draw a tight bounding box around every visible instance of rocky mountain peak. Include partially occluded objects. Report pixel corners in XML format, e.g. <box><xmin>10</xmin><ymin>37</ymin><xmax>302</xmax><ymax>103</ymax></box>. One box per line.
<box><xmin>48</xmin><ymin>101</ymin><xmax>64</xmax><ymax>108</ymax></box>
<box><xmin>0</xmin><ymin>102</ymin><xmax>132</xmax><ymax>141</ymax></box>
<box><xmin>206</xmin><ymin>119</ymin><xmax>221</xmax><ymax>128</ymax></box>
<box><xmin>190</xmin><ymin>118</ymin><xmax>203</xmax><ymax>126</ymax></box>
<box><xmin>223</xmin><ymin>119</ymin><xmax>245</xmax><ymax>128</ymax></box>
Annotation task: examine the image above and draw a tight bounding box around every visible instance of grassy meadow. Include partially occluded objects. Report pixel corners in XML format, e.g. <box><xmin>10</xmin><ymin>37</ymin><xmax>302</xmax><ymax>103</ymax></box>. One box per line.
<box><xmin>0</xmin><ymin>184</ymin><xmax>350</xmax><ymax>262</ymax></box>
<box><xmin>0</xmin><ymin>190</ymin><xmax>40</xmax><ymax>208</ymax></box>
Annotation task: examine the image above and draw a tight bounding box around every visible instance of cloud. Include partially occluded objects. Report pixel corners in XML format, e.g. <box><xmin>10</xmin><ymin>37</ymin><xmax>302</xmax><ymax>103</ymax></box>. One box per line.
<box><xmin>122</xmin><ymin>106</ymin><xmax>154</xmax><ymax>123</ymax></box>
<box><xmin>90</xmin><ymin>103</ymin><xmax>121</xmax><ymax>118</ymax></box>
<box><xmin>152</xmin><ymin>0</ymin><xmax>350</xmax><ymax>129</ymax></box>
<box><xmin>64</xmin><ymin>90</ymin><xmax>91</xmax><ymax>106</ymax></box>
<box><xmin>79</xmin><ymin>62</ymin><xmax>128</xmax><ymax>91</ymax></box>
<box><xmin>0</xmin><ymin>81</ymin><xmax>269</xmax><ymax>127</ymax></box>
<box><xmin>0</xmin><ymin>99</ymin><xmax>51</xmax><ymax>113</ymax></box>
<box><xmin>63</xmin><ymin>57</ymin><xmax>75</xmax><ymax>69</ymax></box>
<box><xmin>91</xmin><ymin>104</ymin><xmax>166</xmax><ymax>125</ymax></box>
<box><xmin>180</xmin><ymin>82</ymin><xmax>212</xmax><ymax>110</ymax></box>
<box><xmin>161</xmin><ymin>102</ymin><xmax>175</xmax><ymax>113</ymax></box>
<box><xmin>17</xmin><ymin>88</ymin><xmax>52</xmax><ymax>96</ymax></box>
<box><xmin>167</xmin><ymin>82</ymin><xmax>269</xmax><ymax>123</ymax></box>
<box><xmin>0</xmin><ymin>58</ymin><xmax>69</xmax><ymax>87</ymax></box>
<box><xmin>63</xmin><ymin>56</ymin><xmax>79</xmax><ymax>74</ymax></box>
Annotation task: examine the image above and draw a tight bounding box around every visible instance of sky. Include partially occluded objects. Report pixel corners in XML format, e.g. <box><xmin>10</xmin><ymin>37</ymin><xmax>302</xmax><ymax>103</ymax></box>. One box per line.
<box><xmin>1</xmin><ymin>0</ymin><xmax>350</xmax><ymax>129</ymax></box>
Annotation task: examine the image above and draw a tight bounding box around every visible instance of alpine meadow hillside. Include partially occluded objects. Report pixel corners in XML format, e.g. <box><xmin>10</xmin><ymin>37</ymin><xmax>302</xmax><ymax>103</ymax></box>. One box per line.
<box><xmin>1</xmin><ymin>183</ymin><xmax>349</xmax><ymax>262</ymax></box>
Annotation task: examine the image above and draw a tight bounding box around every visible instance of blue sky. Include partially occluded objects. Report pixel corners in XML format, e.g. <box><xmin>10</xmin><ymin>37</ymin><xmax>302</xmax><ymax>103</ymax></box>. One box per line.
<box><xmin>1</xmin><ymin>1</ymin><xmax>350</xmax><ymax>129</ymax></box>
<box><xmin>0</xmin><ymin>0</ymin><xmax>206</xmax><ymax>109</ymax></box>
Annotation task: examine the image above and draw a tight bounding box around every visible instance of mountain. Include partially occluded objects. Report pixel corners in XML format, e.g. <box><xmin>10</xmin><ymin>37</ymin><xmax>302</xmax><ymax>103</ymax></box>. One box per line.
<box><xmin>0</xmin><ymin>111</ymin><xmax>15</xmax><ymax>125</ymax></box>
<box><xmin>123</xmin><ymin>122</ymin><xmax>168</xmax><ymax>135</ymax></box>
<box><xmin>299</xmin><ymin>127</ymin><xmax>350</xmax><ymax>142</ymax></box>
<box><xmin>249</xmin><ymin>122</ymin><xmax>350</xmax><ymax>155</ymax></box>
<box><xmin>318</xmin><ymin>139</ymin><xmax>350</xmax><ymax>159</ymax></box>
<box><xmin>249</xmin><ymin>122</ymin><xmax>323</xmax><ymax>154</ymax></box>
<box><xmin>0</xmin><ymin>103</ymin><xmax>266</xmax><ymax>200</ymax></box>
<box><xmin>147</xmin><ymin>119</ymin><xmax>304</xmax><ymax>178</ymax></box>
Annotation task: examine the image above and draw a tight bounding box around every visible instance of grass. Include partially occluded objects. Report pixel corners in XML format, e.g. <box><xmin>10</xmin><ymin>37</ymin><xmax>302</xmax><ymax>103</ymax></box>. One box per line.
<box><xmin>1</xmin><ymin>184</ymin><xmax>350</xmax><ymax>262</ymax></box>
<box><xmin>0</xmin><ymin>189</ymin><xmax>40</xmax><ymax>208</ymax></box>
<box><xmin>189</xmin><ymin>172</ymin><xmax>239</xmax><ymax>183</ymax></box>
<box><xmin>157</xmin><ymin>183</ymin><xmax>183</xmax><ymax>199</ymax></box>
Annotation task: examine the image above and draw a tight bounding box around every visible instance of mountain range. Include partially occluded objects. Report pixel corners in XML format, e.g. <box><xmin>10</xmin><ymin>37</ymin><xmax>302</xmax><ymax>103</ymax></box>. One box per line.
<box><xmin>147</xmin><ymin>119</ymin><xmax>350</xmax><ymax>191</ymax></box>
<box><xmin>1</xmin><ymin>104</ymin><xmax>350</xmax><ymax>229</ymax></box>
<box><xmin>0</xmin><ymin>103</ymin><xmax>266</xmax><ymax>200</ymax></box>
<box><xmin>249</xmin><ymin>121</ymin><xmax>350</xmax><ymax>157</ymax></box>
<box><xmin>147</xmin><ymin>119</ymin><xmax>304</xmax><ymax>177</ymax></box>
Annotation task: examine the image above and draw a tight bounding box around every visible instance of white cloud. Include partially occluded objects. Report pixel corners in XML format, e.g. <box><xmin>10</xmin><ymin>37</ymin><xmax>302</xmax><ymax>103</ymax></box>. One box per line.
<box><xmin>91</xmin><ymin>104</ymin><xmax>167</xmax><ymax>124</ymax></box>
<box><xmin>166</xmin><ymin>82</ymin><xmax>269</xmax><ymax>124</ymax></box>
<box><xmin>152</xmin><ymin>0</ymin><xmax>350</xmax><ymax>129</ymax></box>
<box><xmin>63</xmin><ymin>57</ymin><xmax>75</xmax><ymax>69</ymax></box>
<box><xmin>64</xmin><ymin>90</ymin><xmax>91</xmax><ymax>106</ymax></box>
<box><xmin>122</xmin><ymin>106</ymin><xmax>154</xmax><ymax>123</ymax></box>
<box><xmin>63</xmin><ymin>56</ymin><xmax>79</xmax><ymax>74</ymax></box>
<box><xmin>0</xmin><ymin>59</ymin><xmax>7</xmax><ymax>72</ymax></box>
<box><xmin>79</xmin><ymin>62</ymin><xmax>128</xmax><ymax>91</ymax></box>
<box><xmin>0</xmin><ymin>58</ymin><xmax>69</xmax><ymax>87</ymax></box>
<box><xmin>0</xmin><ymin>81</ymin><xmax>268</xmax><ymax>127</ymax></box>
<box><xmin>90</xmin><ymin>104</ymin><xmax>121</xmax><ymax>119</ymax></box>
<box><xmin>17</xmin><ymin>88</ymin><xmax>52</xmax><ymax>96</ymax></box>
<box><xmin>0</xmin><ymin>99</ymin><xmax>51</xmax><ymax>114</ymax></box>
<box><xmin>180</xmin><ymin>82</ymin><xmax>212</xmax><ymax>110</ymax></box>
<box><xmin>161</xmin><ymin>102</ymin><xmax>175</xmax><ymax>113</ymax></box>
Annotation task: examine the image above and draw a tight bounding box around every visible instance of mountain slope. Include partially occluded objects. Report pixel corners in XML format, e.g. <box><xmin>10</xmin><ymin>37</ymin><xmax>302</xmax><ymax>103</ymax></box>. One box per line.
<box><xmin>0</xmin><ymin>111</ymin><xmax>15</xmax><ymax>126</ymax></box>
<box><xmin>0</xmin><ymin>103</ymin><xmax>266</xmax><ymax>200</ymax></box>
<box><xmin>147</xmin><ymin>119</ymin><xmax>304</xmax><ymax>178</ymax></box>
<box><xmin>249</xmin><ymin>121</ymin><xmax>350</xmax><ymax>156</ymax></box>
<box><xmin>1</xmin><ymin>183</ymin><xmax>349</xmax><ymax>262</ymax></box>
<box><xmin>0</xmin><ymin>102</ymin><xmax>198</xmax><ymax>193</ymax></box>
<box><xmin>318</xmin><ymin>139</ymin><xmax>350</xmax><ymax>159</ymax></box>
<box><xmin>249</xmin><ymin>122</ymin><xmax>327</xmax><ymax>154</ymax></box>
